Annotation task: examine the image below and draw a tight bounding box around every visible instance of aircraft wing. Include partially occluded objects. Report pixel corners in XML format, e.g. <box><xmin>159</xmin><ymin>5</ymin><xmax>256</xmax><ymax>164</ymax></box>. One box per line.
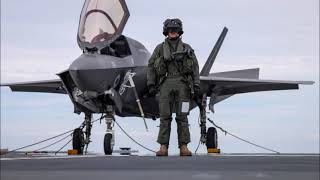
<box><xmin>200</xmin><ymin>76</ymin><xmax>314</xmax><ymax>96</ymax></box>
<box><xmin>1</xmin><ymin>79</ymin><xmax>67</xmax><ymax>94</ymax></box>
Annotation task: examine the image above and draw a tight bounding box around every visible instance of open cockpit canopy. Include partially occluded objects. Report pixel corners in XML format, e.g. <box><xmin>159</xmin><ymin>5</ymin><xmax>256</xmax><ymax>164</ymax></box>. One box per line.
<box><xmin>77</xmin><ymin>0</ymin><xmax>129</xmax><ymax>50</ymax></box>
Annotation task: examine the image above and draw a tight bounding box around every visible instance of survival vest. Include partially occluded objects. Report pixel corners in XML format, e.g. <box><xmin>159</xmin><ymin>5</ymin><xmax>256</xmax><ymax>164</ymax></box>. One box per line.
<box><xmin>153</xmin><ymin>42</ymin><xmax>195</xmax><ymax>85</ymax></box>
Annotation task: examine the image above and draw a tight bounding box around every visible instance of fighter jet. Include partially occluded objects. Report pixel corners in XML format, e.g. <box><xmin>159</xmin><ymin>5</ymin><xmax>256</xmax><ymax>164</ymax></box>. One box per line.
<box><xmin>1</xmin><ymin>0</ymin><xmax>314</xmax><ymax>155</ymax></box>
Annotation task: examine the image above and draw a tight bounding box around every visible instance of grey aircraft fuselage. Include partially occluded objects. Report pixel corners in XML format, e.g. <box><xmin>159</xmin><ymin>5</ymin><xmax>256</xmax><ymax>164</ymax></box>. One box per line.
<box><xmin>60</xmin><ymin>36</ymin><xmax>161</xmax><ymax>118</ymax></box>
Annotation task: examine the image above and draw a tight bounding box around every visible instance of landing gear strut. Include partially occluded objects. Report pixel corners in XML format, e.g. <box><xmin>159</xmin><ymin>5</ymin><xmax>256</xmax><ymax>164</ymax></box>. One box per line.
<box><xmin>84</xmin><ymin>114</ymin><xmax>92</xmax><ymax>154</ymax></box>
<box><xmin>104</xmin><ymin>105</ymin><xmax>115</xmax><ymax>155</ymax></box>
<box><xmin>198</xmin><ymin>93</ymin><xmax>207</xmax><ymax>144</ymax></box>
<box><xmin>206</xmin><ymin>92</ymin><xmax>220</xmax><ymax>153</ymax></box>
<box><xmin>198</xmin><ymin>92</ymin><xmax>220</xmax><ymax>153</ymax></box>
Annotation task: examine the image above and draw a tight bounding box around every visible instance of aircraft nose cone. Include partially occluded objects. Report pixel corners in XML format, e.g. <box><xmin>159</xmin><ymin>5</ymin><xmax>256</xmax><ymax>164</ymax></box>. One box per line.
<box><xmin>69</xmin><ymin>54</ymin><xmax>130</xmax><ymax>93</ymax></box>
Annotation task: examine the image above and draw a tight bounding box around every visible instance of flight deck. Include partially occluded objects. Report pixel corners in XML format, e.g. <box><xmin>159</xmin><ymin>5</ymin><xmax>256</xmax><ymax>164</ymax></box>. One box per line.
<box><xmin>1</xmin><ymin>153</ymin><xmax>319</xmax><ymax>180</ymax></box>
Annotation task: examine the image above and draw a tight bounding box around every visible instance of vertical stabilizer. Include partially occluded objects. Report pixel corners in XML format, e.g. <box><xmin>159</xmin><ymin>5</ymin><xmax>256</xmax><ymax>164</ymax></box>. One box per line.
<box><xmin>200</xmin><ymin>27</ymin><xmax>228</xmax><ymax>76</ymax></box>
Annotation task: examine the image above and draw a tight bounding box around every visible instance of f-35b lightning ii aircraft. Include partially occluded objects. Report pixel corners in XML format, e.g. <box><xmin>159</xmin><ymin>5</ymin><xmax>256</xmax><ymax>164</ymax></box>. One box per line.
<box><xmin>1</xmin><ymin>0</ymin><xmax>314</xmax><ymax>155</ymax></box>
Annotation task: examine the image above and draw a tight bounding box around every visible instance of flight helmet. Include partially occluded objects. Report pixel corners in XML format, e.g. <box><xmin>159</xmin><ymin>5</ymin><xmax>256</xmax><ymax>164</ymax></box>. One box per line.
<box><xmin>163</xmin><ymin>18</ymin><xmax>183</xmax><ymax>36</ymax></box>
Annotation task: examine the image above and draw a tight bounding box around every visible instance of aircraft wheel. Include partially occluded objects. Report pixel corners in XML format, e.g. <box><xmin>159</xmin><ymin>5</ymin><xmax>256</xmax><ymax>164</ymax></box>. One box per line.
<box><xmin>206</xmin><ymin>127</ymin><xmax>218</xmax><ymax>149</ymax></box>
<box><xmin>104</xmin><ymin>133</ymin><xmax>113</xmax><ymax>155</ymax></box>
<box><xmin>72</xmin><ymin>128</ymin><xmax>84</xmax><ymax>154</ymax></box>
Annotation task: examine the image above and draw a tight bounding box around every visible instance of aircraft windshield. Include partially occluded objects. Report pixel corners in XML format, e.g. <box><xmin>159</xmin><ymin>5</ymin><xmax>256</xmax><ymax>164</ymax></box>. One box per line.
<box><xmin>78</xmin><ymin>0</ymin><xmax>128</xmax><ymax>45</ymax></box>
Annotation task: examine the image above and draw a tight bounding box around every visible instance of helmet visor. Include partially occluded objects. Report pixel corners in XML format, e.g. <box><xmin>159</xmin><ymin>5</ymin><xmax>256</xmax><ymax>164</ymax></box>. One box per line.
<box><xmin>167</xmin><ymin>27</ymin><xmax>180</xmax><ymax>33</ymax></box>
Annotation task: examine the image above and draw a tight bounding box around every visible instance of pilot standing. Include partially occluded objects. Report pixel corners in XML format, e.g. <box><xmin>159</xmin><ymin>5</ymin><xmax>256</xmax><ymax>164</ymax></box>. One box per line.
<box><xmin>147</xmin><ymin>18</ymin><xmax>200</xmax><ymax>156</ymax></box>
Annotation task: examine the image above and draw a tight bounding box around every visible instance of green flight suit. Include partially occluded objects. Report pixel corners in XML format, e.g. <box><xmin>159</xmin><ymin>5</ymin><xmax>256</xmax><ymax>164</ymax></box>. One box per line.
<box><xmin>147</xmin><ymin>37</ymin><xmax>200</xmax><ymax>146</ymax></box>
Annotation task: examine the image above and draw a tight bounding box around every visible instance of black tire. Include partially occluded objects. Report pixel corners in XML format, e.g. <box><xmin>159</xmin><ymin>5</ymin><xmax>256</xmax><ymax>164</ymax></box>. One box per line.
<box><xmin>206</xmin><ymin>127</ymin><xmax>218</xmax><ymax>149</ymax></box>
<box><xmin>72</xmin><ymin>128</ymin><xmax>84</xmax><ymax>155</ymax></box>
<box><xmin>104</xmin><ymin>134</ymin><xmax>113</xmax><ymax>155</ymax></box>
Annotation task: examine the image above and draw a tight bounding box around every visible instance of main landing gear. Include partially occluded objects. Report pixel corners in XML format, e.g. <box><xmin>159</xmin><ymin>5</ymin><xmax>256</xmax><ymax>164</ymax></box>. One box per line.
<box><xmin>72</xmin><ymin>113</ymin><xmax>92</xmax><ymax>155</ymax></box>
<box><xmin>198</xmin><ymin>92</ymin><xmax>219</xmax><ymax>153</ymax></box>
<box><xmin>72</xmin><ymin>128</ymin><xmax>84</xmax><ymax>154</ymax></box>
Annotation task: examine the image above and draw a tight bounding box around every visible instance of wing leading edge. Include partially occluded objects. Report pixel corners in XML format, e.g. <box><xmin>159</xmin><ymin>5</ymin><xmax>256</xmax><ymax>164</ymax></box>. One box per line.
<box><xmin>1</xmin><ymin>79</ymin><xmax>66</xmax><ymax>94</ymax></box>
<box><xmin>2</xmin><ymin>76</ymin><xmax>313</xmax><ymax>96</ymax></box>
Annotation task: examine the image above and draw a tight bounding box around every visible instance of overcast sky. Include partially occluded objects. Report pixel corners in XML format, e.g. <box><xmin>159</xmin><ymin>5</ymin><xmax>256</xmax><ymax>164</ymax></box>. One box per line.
<box><xmin>1</xmin><ymin>0</ymin><xmax>319</xmax><ymax>155</ymax></box>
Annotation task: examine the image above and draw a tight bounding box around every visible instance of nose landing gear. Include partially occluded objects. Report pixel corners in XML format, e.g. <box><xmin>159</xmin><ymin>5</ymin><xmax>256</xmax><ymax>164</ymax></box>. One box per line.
<box><xmin>104</xmin><ymin>105</ymin><xmax>115</xmax><ymax>155</ymax></box>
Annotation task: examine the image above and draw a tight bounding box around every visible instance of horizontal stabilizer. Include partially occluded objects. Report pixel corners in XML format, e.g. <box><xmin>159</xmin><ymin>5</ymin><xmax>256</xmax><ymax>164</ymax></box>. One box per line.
<box><xmin>209</xmin><ymin>68</ymin><xmax>260</xmax><ymax>79</ymax></box>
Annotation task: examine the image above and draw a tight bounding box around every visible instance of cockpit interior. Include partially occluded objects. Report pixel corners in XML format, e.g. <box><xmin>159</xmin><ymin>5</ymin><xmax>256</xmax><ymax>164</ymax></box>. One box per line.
<box><xmin>100</xmin><ymin>35</ymin><xmax>131</xmax><ymax>57</ymax></box>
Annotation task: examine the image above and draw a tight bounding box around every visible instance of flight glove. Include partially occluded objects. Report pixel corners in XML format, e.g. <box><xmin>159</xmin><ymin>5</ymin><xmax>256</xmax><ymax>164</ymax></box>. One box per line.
<box><xmin>148</xmin><ymin>85</ymin><xmax>158</xmax><ymax>96</ymax></box>
<box><xmin>194</xmin><ymin>84</ymin><xmax>200</xmax><ymax>97</ymax></box>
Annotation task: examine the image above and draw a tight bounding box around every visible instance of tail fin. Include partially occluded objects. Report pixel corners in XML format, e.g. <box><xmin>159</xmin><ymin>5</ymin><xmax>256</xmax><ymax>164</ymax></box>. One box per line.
<box><xmin>200</xmin><ymin>27</ymin><xmax>228</xmax><ymax>76</ymax></box>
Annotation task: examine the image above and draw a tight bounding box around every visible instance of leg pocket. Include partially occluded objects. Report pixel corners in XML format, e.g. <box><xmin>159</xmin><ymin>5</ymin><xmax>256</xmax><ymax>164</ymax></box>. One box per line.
<box><xmin>177</xmin><ymin>100</ymin><xmax>190</xmax><ymax>116</ymax></box>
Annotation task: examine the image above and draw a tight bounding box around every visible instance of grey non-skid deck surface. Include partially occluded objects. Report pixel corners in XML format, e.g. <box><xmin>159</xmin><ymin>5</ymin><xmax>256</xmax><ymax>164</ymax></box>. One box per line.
<box><xmin>1</xmin><ymin>154</ymin><xmax>319</xmax><ymax>180</ymax></box>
